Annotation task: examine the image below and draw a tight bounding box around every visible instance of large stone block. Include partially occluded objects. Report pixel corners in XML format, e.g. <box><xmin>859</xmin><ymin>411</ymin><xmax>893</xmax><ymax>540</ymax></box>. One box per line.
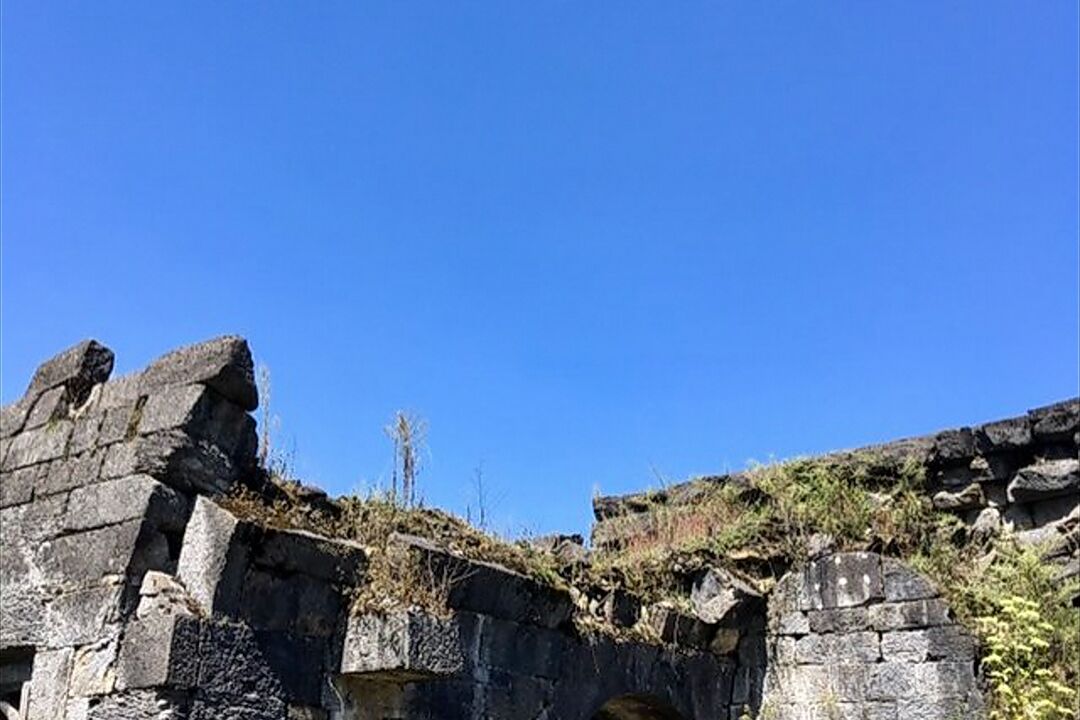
<box><xmin>25</xmin><ymin>647</ymin><xmax>74</xmax><ymax>720</ymax></box>
<box><xmin>868</xmin><ymin>598</ymin><xmax>951</xmax><ymax>632</ymax></box>
<box><xmin>117</xmin><ymin>614</ymin><xmax>201</xmax><ymax>690</ymax></box>
<box><xmin>478</xmin><ymin>614</ymin><xmax>567</xmax><ymax>680</ymax></box>
<box><xmin>341</xmin><ymin>610</ymin><xmax>467</xmax><ymax>678</ymax></box>
<box><xmin>798</xmin><ymin>553</ymin><xmax>884</xmax><ymax>610</ymax></box>
<box><xmin>141</xmin><ymin>336</ymin><xmax>258</xmax><ymax>411</ymax></box>
<box><xmin>976</xmin><ymin>415</ymin><xmax>1032</xmax><ymax>453</ymax></box>
<box><xmin>0</xmin><ymin>465</ymin><xmax>39</xmax><ymax>508</ymax></box>
<box><xmin>64</xmin><ymin>474</ymin><xmax>191</xmax><ymax>533</ymax></box>
<box><xmin>931</xmin><ymin>483</ymin><xmax>984</xmax><ymax>511</ymax></box>
<box><xmin>1029</xmin><ymin>399</ymin><xmax>1080</xmax><ymax>441</ymax></box>
<box><xmin>880</xmin><ymin>626</ymin><xmax>975</xmax><ymax>663</ymax></box>
<box><xmin>391</xmin><ymin>533</ymin><xmax>574</xmax><ymax>629</ymax></box>
<box><xmin>23</xmin><ymin>385</ymin><xmax>69</xmax><ymax>431</ymax></box>
<box><xmin>177</xmin><ymin>497</ymin><xmax>251</xmax><ymax>615</ymax></box>
<box><xmin>103</xmin><ymin>430</ymin><xmax>253</xmax><ymax>495</ymax></box>
<box><xmin>0</xmin><ymin>399</ymin><xmax>31</xmax><ymax>439</ymax></box>
<box><xmin>930</xmin><ymin>428</ymin><xmax>975</xmax><ymax>465</ymax></box>
<box><xmin>690</xmin><ymin>566</ymin><xmax>761</xmax><ymax>624</ymax></box>
<box><xmin>881</xmin><ymin>558</ymin><xmax>938</xmax><ymax>602</ymax></box>
<box><xmin>197</xmin><ymin>620</ymin><xmax>284</xmax><ymax>700</ymax></box>
<box><xmin>39</xmin><ymin>521</ymin><xmax>146</xmax><ymax>588</ymax></box>
<box><xmin>644</xmin><ymin>604</ymin><xmax>716</xmax><ymax>650</ymax></box>
<box><xmin>1008</xmin><ymin>459</ymin><xmax>1079</xmax><ymax>502</ymax></box>
<box><xmin>1</xmin><ymin>421</ymin><xmax>73</xmax><ymax>471</ymax></box>
<box><xmin>253</xmin><ymin>527</ymin><xmax>367</xmax><ymax>584</ymax></box>
<box><xmin>42</xmin><ymin>582</ymin><xmax>124</xmax><ymax>648</ymax></box>
<box><xmin>25</xmin><ymin>339</ymin><xmax>114</xmax><ymax>407</ymax></box>
<box><xmin>138</xmin><ymin>384</ymin><xmax>256</xmax><ymax>461</ymax></box>
<box><xmin>68</xmin><ymin>637</ymin><xmax>120</xmax><ymax>697</ymax></box>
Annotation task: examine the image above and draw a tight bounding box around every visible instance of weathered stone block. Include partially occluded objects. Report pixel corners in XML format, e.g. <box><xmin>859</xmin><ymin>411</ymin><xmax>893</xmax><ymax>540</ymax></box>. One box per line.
<box><xmin>931</xmin><ymin>483</ymin><xmax>984</xmax><ymax>511</ymax></box>
<box><xmin>177</xmin><ymin>497</ymin><xmax>251</xmax><ymax>615</ymax></box>
<box><xmin>69</xmin><ymin>409</ymin><xmax>105</xmax><ymax>455</ymax></box>
<box><xmin>69</xmin><ymin>637</ymin><xmax>119</xmax><ymax>696</ymax></box>
<box><xmin>96</xmin><ymin>373</ymin><xmax>143</xmax><ymax>410</ymax></box>
<box><xmin>644</xmin><ymin>604</ymin><xmax>715</xmax><ymax>650</ymax></box>
<box><xmin>198</xmin><ymin>620</ymin><xmax>285</xmax><ymax>699</ymax></box>
<box><xmin>142</xmin><ymin>336</ymin><xmax>258</xmax><ymax>411</ymax></box>
<box><xmin>794</xmin><ymin>631</ymin><xmax>879</xmax><ymax>664</ymax></box>
<box><xmin>341</xmin><ymin>610</ymin><xmax>467</xmax><ymax>678</ymax></box>
<box><xmin>2</xmin><ymin>421</ymin><xmax>73</xmax><ymax>471</ymax></box>
<box><xmin>881</xmin><ymin>558</ymin><xmax>938</xmax><ymax>602</ymax></box>
<box><xmin>117</xmin><ymin>614</ymin><xmax>202</xmax><ymax>690</ymax></box>
<box><xmin>770</xmin><ymin>610</ymin><xmax>810</xmax><ymax>636</ymax></box>
<box><xmin>690</xmin><ymin>566</ymin><xmax>760</xmax><ymax>624</ymax></box>
<box><xmin>925</xmin><ymin>626</ymin><xmax>976</xmax><ymax>661</ymax></box>
<box><xmin>253</xmin><ymin>527</ymin><xmax>367</xmax><ymax>584</ymax></box>
<box><xmin>1</xmin><ymin>398</ymin><xmax>31</xmax><ymax>439</ymax></box>
<box><xmin>26</xmin><ymin>647</ymin><xmax>73</xmax><ymax>720</ymax></box>
<box><xmin>25</xmin><ymin>339</ymin><xmax>114</xmax><ymax>407</ymax></box>
<box><xmin>600</xmin><ymin>588</ymin><xmax>641</xmax><ymax>627</ymax></box>
<box><xmin>39</xmin><ymin>521</ymin><xmax>145</xmax><ymax>588</ymax></box>
<box><xmin>930</xmin><ymin>428</ymin><xmax>975</xmax><ymax>465</ymax></box>
<box><xmin>976</xmin><ymin>415</ymin><xmax>1032</xmax><ymax>453</ymax></box>
<box><xmin>392</xmin><ymin>533</ymin><xmax>574</xmax><ymax>629</ymax></box>
<box><xmin>1029</xmin><ymin>399</ymin><xmax>1080</xmax><ymax>441</ymax></box>
<box><xmin>1008</xmin><ymin>459</ymin><xmax>1079</xmax><ymax>502</ymax></box>
<box><xmin>868</xmin><ymin>598</ymin><xmax>951</xmax><ymax>631</ymax></box>
<box><xmin>24</xmin><ymin>385</ymin><xmax>68</xmax><ymax>431</ymax></box>
<box><xmin>478</xmin><ymin>614</ymin><xmax>566</xmax><ymax>680</ymax></box>
<box><xmin>798</xmin><ymin>553</ymin><xmax>884</xmax><ymax>609</ymax></box>
<box><xmin>64</xmin><ymin>474</ymin><xmax>191</xmax><ymax>533</ymax></box>
<box><xmin>864</xmin><ymin>661</ymin><xmax>918</xmax><ymax>701</ymax></box>
<box><xmin>0</xmin><ymin>465</ymin><xmax>38</xmax><ymax>507</ymax></box>
<box><xmin>38</xmin><ymin>450</ymin><xmax>104</xmax><ymax>497</ymax></box>
<box><xmin>806</xmin><ymin>607</ymin><xmax>870</xmax><ymax>634</ymax></box>
<box><xmin>43</xmin><ymin>582</ymin><xmax>124</xmax><ymax>648</ymax></box>
<box><xmin>98</xmin><ymin>403</ymin><xmax>138</xmax><ymax>445</ymax></box>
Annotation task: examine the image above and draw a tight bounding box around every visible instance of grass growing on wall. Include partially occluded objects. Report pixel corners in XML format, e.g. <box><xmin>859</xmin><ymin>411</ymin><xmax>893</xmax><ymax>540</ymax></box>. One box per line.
<box><xmin>590</xmin><ymin>453</ymin><xmax>1078</xmax><ymax>720</ymax></box>
<box><xmin>911</xmin><ymin>535</ymin><xmax>1079</xmax><ymax>720</ymax></box>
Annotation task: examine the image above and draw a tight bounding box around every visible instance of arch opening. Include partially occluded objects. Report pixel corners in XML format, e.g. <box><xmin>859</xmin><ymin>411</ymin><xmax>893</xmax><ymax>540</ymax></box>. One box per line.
<box><xmin>591</xmin><ymin>694</ymin><xmax>686</xmax><ymax>720</ymax></box>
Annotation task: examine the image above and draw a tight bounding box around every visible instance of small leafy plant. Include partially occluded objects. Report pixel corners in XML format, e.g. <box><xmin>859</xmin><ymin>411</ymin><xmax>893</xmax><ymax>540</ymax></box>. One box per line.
<box><xmin>978</xmin><ymin>595</ymin><xmax>1077</xmax><ymax>720</ymax></box>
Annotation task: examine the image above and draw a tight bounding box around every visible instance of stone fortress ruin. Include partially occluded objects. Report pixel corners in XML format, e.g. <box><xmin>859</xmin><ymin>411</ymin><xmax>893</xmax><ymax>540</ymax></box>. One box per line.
<box><xmin>0</xmin><ymin>337</ymin><xmax>1076</xmax><ymax>719</ymax></box>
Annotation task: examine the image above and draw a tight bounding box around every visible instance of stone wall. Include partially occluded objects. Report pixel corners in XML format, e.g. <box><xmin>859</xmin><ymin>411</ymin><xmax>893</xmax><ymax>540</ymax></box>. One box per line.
<box><xmin>2</xmin><ymin>337</ymin><xmax>1077</xmax><ymax>719</ymax></box>
<box><xmin>763</xmin><ymin>552</ymin><xmax>981</xmax><ymax>719</ymax></box>
<box><xmin>591</xmin><ymin>399</ymin><xmax>1079</xmax><ymax>579</ymax></box>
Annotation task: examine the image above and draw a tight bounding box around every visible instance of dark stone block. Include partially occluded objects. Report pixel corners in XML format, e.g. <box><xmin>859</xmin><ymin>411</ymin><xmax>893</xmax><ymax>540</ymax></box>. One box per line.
<box><xmin>1029</xmin><ymin>399</ymin><xmax>1080</xmax><ymax>441</ymax></box>
<box><xmin>976</xmin><ymin>415</ymin><xmax>1032</xmax><ymax>453</ymax></box>
<box><xmin>198</xmin><ymin>620</ymin><xmax>285</xmax><ymax>699</ymax></box>
<box><xmin>253</xmin><ymin>527</ymin><xmax>367</xmax><ymax>584</ymax></box>
<box><xmin>25</xmin><ymin>339</ymin><xmax>114</xmax><ymax>407</ymax></box>
<box><xmin>254</xmin><ymin>630</ymin><xmax>326</xmax><ymax>706</ymax></box>
<box><xmin>930</xmin><ymin>428</ymin><xmax>975</xmax><ymax>465</ymax></box>
<box><xmin>142</xmin><ymin>336</ymin><xmax>258</xmax><ymax>411</ymax></box>
<box><xmin>1008</xmin><ymin>459</ymin><xmax>1079</xmax><ymax>502</ymax></box>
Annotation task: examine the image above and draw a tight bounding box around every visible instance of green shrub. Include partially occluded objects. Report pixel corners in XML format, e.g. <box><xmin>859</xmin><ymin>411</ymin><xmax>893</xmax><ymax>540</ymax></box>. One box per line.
<box><xmin>979</xmin><ymin>595</ymin><xmax>1076</xmax><ymax>720</ymax></box>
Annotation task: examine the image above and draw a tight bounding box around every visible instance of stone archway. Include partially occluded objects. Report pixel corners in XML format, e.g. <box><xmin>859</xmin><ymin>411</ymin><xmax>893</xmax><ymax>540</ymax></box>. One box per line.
<box><xmin>591</xmin><ymin>694</ymin><xmax>686</xmax><ymax>720</ymax></box>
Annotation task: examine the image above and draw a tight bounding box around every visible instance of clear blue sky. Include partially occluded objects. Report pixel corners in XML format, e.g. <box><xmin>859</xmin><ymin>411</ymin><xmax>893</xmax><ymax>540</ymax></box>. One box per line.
<box><xmin>3</xmin><ymin>3</ymin><xmax>1078</xmax><ymax>537</ymax></box>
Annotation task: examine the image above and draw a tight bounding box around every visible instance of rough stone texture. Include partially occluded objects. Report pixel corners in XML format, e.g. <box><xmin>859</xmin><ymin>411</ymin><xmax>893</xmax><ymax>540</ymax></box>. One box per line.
<box><xmin>3</xmin><ymin>339</ymin><xmax>1075</xmax><ymax>719</ymax></box>
<box><xmin>141</xmin><ymin>336</ymin><xmax>258</xmax><ymax>411</ymax></box>
<box><xmin>763</xmin><ymin>554</ymin><xmax>982</xmax><ymax>719</ymax></box>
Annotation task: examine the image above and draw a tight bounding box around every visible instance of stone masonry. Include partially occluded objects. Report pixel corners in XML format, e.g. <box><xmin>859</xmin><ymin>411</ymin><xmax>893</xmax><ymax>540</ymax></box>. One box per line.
<box><xmin>1</xmin><ymin>337</ymin><xmax>1077</xmax><ymax>719</ymax></box>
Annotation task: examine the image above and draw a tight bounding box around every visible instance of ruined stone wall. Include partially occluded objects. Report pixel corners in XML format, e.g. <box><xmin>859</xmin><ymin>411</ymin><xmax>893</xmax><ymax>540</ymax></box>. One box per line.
<box><xmin>2</xmin><ymin>337</ymin><xmax>1076</xmax><ymax>719</ymax></box>
<box><xmin>764</xmin><ymin>553</ymin><xmax>982</xmax><ymax>719</ymax></box>
<box><xmin>591</xmin><ymin>399</ymin><xmax>1079</xmax><ymax>573</ymax></box>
